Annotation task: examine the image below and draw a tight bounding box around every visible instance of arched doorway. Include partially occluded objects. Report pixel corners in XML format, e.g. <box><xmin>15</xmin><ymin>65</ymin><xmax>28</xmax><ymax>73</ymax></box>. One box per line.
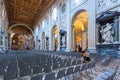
<box><xmin>11</xmin><ymin>33</ymin><xmax>28</xmax><ymax>50</ymax></box>
<box><xmin>52</xmin><ymin>25</ymin><xmax>58</xmax><ymax>51</ymax></box>
<box><xmin>42</xmin><ymin>32</ymin><xmax>45</xmax><ymax>51</ymax></box>
<box><xmin>9</xmin><ymin>25</ymin><xmax>33</xmax><ymax>50</ymax></box>
<box><xmin>72</xmin><ymin>10</ymin><xmax>88</xmax><ymax>52</ymax></box>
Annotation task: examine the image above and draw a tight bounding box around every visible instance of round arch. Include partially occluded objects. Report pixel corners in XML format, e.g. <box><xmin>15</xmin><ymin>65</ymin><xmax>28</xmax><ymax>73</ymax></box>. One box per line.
<box><xmin>8</xmin><ymin>24</ymin><xmax>33</xmax><ymax>35</ymax></box>
<box><xmin>72</xmin><ymin>9</ymin><xmax>87</xmax><ymax>24</ymax></box>
<box><xmin>51</xmin><ymin>25</ymin><xmax>58</xmax><ymax>51</ymax></box>
<box><xmin>71</xmin><ymin>9</ymin><xmax>88</xmax><ymax>52</ymax></box>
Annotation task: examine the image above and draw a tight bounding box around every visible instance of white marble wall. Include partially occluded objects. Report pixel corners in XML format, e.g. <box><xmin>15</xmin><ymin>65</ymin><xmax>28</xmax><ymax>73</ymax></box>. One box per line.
<box><xmin>34</xmin><ymin>0</ymin><xmax>96</xmax><ymax>52</ymax></box>
<box><xmin>97</xmin><ymin>0</ymin><xmax>120</xmax><ymax>14</ymax></box>
<box><xmin>34</xmin><ymin>0</ymin><xmax>120</xmax><ymax>52</ymax></box>
<box><xmin>0</xmin><ymin>0</ymin><xmax>9</xmax><ymax>53</ymax></box>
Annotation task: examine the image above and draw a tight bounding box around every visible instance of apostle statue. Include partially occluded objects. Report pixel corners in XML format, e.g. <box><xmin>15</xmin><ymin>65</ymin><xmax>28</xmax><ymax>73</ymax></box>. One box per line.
<box><xmin>100</xmin><ymin>23</ymin><xmax>114</xmax><ymax>43</ymax></box>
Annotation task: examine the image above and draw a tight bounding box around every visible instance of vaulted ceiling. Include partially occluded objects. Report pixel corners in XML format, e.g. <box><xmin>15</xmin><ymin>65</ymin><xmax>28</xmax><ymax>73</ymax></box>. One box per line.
<box><xmin>4</xmin><ymin>0</ymin><xmax>55</xmax><ymax>29</ymax></box>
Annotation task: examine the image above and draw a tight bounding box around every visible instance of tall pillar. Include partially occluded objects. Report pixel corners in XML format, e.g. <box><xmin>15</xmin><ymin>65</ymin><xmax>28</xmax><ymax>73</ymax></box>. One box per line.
<box><xmin>3</xmin><ymin>35</ymin><xmax>5</xmax><ymax>51</ymax></box>
<box><xmin>42</xmin><ymin>36</ymin><xmax>44</xmax><ymax>51</ymax></box>
<box><xmin>88</xmin><ymin>0</ymin><xmax>96</xmax><ymax>53</ymax></box>
<box><xmin>10</xmin><ymin>36</ymin><xmax>12</xmax><ymax>51</ymax></box>
<box><xmin>57</xmin><ymin>12</ymin><xmax>60</xmax><ymax>51</ymax></box>
<box><xmin>119</xmin><ymin>16</ymin><xmax>120</xmax><ymax>42</ymax></box>
<box><xmin>49</xmin><ymin>16</ymin><xmax>52</xmax><ymax>51</ymax></box>
<box><xmin>44</xmin><ymin>36</ymin><xmax>46</xmax><ymax>51</ymax></box>
<box><xmin>118</xmin><ymin>16</ymin><xmax>120</xmax><ymax>50</ymax></box>
<box><xmin>66</xmin><ymin>25</ymin><xmax>72</xmax><ymax>52</ymax></box>
<box><xmin>49</xmin><ymin>30</ymin><xmax>52</xmax><ymax>51</ymax></box>
<box><xmin>66</xmin><ymin>0</ymin><xmax>71</xmax><ymax>52</ymax></box>
<box><xmin>57</xmin><ymin>31</ymin><xmax>60</xmax><ymax>51</ymax></box>
<box><xmin>113</xmin><ymin>16</ymin><xmax>119</xmax><ymax>42</ymax></box>
<box><xmin>52</xmin><ymin>34</ymin><xmax>54</xmax><ymax>51</ymax></box>
<box><xmin>96</xmin><ymin>22</ymin><xmax>100</xmax><ymax>44</ymax></box>
<box><xmin>82</xmin><ymin>32</ymin><xmax>87</xmax><ymax>51</ymax></box>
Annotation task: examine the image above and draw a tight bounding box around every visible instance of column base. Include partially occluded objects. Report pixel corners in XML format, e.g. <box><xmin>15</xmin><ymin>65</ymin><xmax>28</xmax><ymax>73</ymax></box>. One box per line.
<box><xmin>65</xmin><ymin>48</ymin><xmax>71</xmax><ymax>52</ymax></box>
<box><xmin>88</xmin><ymin>47</ymin><xmax>97</xmax><ymax>53</ymax></box>
<box><xmin>57</xmin><ymin>47</ymin><xmax>60</xmax><ymax>51</ymax></box>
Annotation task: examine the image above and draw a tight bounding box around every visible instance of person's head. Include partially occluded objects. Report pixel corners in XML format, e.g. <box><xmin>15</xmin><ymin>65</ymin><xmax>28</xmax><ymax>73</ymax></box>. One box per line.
<box><xmin>82</xmin><ymin>51</ymin><xmax>85</xmax><ymax>53</ymax></box>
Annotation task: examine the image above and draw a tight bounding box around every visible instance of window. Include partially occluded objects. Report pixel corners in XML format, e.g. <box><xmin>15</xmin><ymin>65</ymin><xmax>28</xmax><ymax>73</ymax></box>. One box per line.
<box><xmin>52</xmin><ymin>8</ymin><xmax>57</xmax><ymax>21</ymax></box>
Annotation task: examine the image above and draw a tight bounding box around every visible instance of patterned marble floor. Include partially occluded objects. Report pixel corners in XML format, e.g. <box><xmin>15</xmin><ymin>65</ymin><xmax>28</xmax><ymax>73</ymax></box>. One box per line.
<box><xmin>81</xmin><ymin>59</ymin><xmax>120</xmax><ymax>80</ymax></box>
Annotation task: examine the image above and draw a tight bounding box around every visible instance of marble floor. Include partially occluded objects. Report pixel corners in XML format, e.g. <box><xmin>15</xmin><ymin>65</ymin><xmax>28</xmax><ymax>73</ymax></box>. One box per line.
<box><xmin>0</xmin><ymin>51</ymin><xmax>119</xmax><ymax>80</ymax></box>
<box><xmin>80</xmin><ymin>59</ymin><xmax>120</xmax><ymax>80</ymax></box>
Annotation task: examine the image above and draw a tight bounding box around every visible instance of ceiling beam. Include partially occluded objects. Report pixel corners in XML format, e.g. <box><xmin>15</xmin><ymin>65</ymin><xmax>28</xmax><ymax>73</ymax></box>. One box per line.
<box><xmin>34</xmin><ymin>0</ymin><xmax>55</xmax><ymax>25</ymax></box>
<box><xmin>29</xmin><ymin>0</ymin><xmax>43</xmax><ymax>21</ymax></box>
<box><xmin>4</xmin><ymin>0</ymin><xmax>55</xmax><ymax>29</ymax></box>
<box><xmin>5</xmin><ymin>1</ymin><xmax>43</xmax><ymax>11</ymax></box>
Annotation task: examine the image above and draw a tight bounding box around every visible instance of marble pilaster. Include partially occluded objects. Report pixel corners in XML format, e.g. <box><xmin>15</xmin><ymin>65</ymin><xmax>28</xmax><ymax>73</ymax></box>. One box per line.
<box><xmin>118</xmin><ymin>16</ymin><xmax>120</xmax><ymax>50</ymax></box>
<box><xmin>96</xmin><ymin>22</ymin><xmax>100</xmax><ymax>44</ymax></box>
<box><xmin>113</xmin><ymin>16</ymin><xmax>119</xmax><ymax>42</ymax></box>
<box><xmin>66</xmin><ymin>0</ymin><xmax>71</xmax><ymax>52</ymax></box>
<box><xmin>88</xmin><ymin>0</ymin><xmax>96</xmax><ymax>53</ymax></box>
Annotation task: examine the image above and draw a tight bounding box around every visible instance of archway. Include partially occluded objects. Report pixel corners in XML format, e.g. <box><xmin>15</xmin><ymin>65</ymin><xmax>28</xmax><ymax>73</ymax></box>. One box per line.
<box><xmin>52</xmin><ymin>25</ymin><xmax>58</xmax><ymax>51</ymax></box>
<box><xmin>8</xmin><ymin>24</ymin><xmax>34</xmax><ymax>50</ymax></box>
<box><xmin>72</xmin><ymin>10</ymin><xmax>88</xmax><ymax>52</ymax></box>
<box><xmin>42</xmin><ymin>32</ymin><xmax>45</xmax><ymax>51</ymax></box>
<box><xmin>8</xmin><ymin>24</ymin><xmax>33</xmax><ymax>35</ymax></box>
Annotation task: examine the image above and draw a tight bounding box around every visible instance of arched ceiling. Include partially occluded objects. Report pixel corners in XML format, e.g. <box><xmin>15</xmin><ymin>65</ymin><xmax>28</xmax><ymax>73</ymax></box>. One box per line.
<box><xmin>4</xmin><ymin>0</ymin><xmax>55</xmax><ymax>29</ymax></box>
<box><xmin>10</xmin><ymin>25</ymin><xmax>32</xmax><ymax>35</ymax></box>
<box><xmin>73</xmin><ymin>11</ymin><xmax>88</xmax><ymax>32</ymax></box>
<box><xmin>76</xmin><ymin>11</ymin><xmax>88</xmax><ymax>29</ymax></box>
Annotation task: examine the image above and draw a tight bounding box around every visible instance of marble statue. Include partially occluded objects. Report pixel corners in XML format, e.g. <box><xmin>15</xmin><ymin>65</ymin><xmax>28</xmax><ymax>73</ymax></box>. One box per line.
<box><xmin>100</xmin><ymin>23</ymin><xmax>114</xmax><ymax>43</ymax></box>
<box><xmin>62</xmin><ymin>36</ymin><xmax>65</xmax><ymax>46</ymax></box>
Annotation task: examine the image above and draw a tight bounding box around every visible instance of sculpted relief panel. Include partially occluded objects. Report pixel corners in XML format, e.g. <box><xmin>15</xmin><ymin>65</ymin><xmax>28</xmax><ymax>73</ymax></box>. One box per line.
<box><xmin>97</xmin><ymin>0</ymin><xmax>119</xmax><ymax>11</ymax></box>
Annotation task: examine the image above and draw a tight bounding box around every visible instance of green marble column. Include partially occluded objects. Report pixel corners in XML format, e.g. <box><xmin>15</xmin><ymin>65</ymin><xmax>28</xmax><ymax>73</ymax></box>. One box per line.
<box><xmin>113</xmin><ymin>16</ymin><xmax>119</xmax><ymax>42</ymax></box>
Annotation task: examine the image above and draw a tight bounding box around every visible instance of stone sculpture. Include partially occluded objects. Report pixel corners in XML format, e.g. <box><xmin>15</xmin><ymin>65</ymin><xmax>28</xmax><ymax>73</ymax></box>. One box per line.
<box><xmin>100</xmin><ymin>23</ymin><xmax>114</xmax><ymax>43</ymax></box>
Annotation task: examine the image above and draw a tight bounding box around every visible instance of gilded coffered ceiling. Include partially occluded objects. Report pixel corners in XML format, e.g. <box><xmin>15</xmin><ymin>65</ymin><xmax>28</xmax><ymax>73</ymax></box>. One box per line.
<box><xmin>4</xmin><ymin>0</ymin><xmax>55</xmax><ymax>29</ymax></box>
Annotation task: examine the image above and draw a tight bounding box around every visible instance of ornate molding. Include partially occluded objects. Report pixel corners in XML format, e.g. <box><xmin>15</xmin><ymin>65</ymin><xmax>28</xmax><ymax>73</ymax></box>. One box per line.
<box><xmin>97</xmin><ymin>0</ymin><xmax>119</xmax><ymax>11</ymax></box>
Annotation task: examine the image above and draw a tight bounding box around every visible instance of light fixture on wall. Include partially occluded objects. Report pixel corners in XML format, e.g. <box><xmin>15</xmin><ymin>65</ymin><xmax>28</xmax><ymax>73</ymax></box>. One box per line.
<box><xmin>52</xmin><ymin>8</ymin><xmax>57</xmax><ymax>22</ymax></box>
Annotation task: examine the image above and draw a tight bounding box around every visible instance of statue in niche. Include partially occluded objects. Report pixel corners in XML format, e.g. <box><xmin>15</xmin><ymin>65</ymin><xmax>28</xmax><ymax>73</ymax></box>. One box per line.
<box><xmin>62</xmin><ymin>36</ymin><xmax>65</xmax><ymax>46</ymax></box>
<box><xmin>100</xmin><ymin>23</ymin><xmax>114</xmax><ymax>43</ymax></box>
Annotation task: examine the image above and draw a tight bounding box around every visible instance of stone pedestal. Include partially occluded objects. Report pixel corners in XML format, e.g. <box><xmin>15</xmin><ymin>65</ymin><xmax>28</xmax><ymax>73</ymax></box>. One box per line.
<box><xmin>96</xmin><ymin>43</ymin><xmax>119</xmax><ymax>57</ymax></box>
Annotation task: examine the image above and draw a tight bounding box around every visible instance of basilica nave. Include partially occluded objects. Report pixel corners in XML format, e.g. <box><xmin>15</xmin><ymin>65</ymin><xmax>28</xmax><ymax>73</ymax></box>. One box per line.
<box><xmin>0</xmin><ymin>0</ymin><xmax>120</xmax><ymax>80</ymax></box>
